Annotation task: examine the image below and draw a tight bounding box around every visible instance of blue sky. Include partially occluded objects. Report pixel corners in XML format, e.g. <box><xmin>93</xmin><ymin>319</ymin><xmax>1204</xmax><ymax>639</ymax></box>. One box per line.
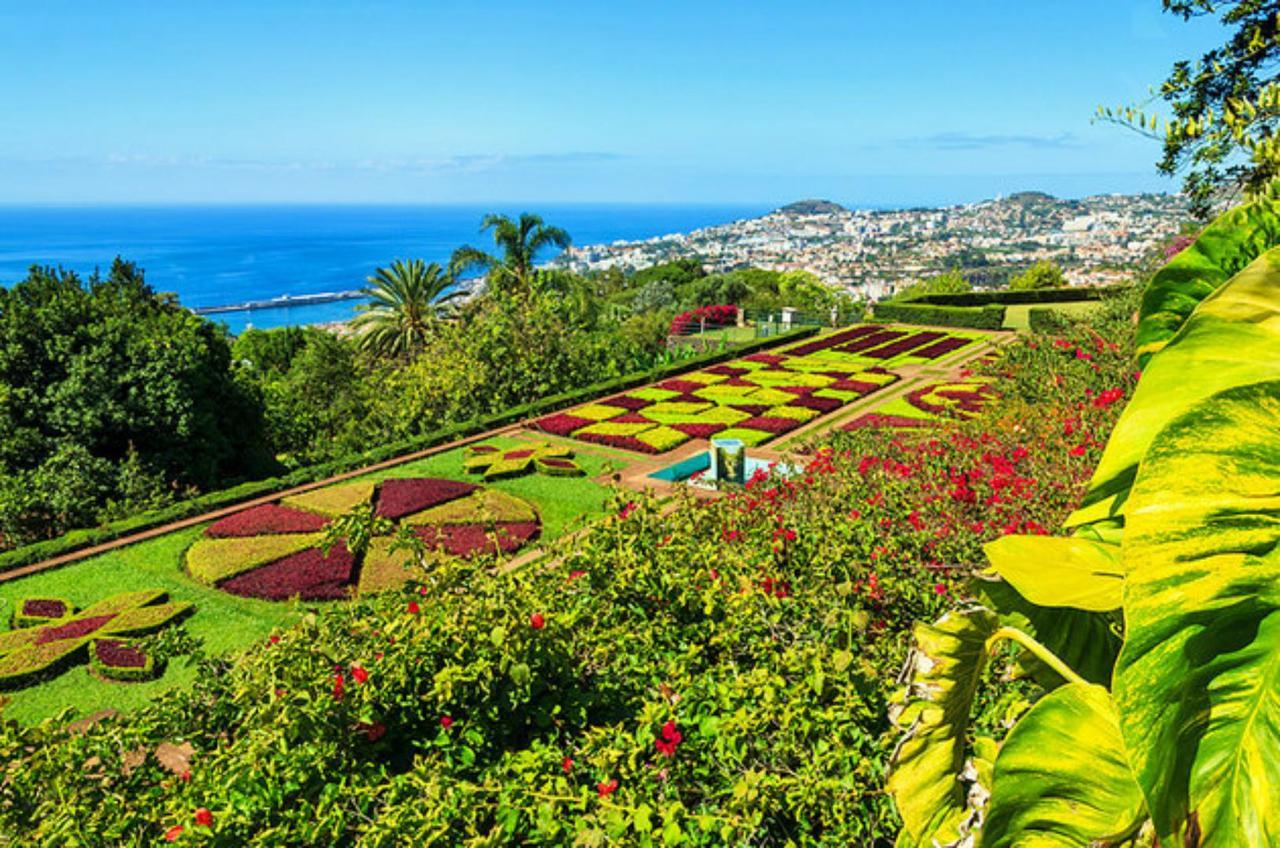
<box><xmin>0</xmin><ymin>1</ymin><xmax>1225</xmax><ymax>205</ymax></box>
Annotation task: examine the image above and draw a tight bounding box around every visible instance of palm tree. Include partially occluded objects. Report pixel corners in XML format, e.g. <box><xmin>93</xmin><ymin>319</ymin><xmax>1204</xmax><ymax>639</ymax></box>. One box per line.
<box><xmin>450</xmin><ymin>213</ymin><xmax>571</xmax><ymax>295</ymax></box>
<box><xmin>351</xmin><ymin>259</ymin><xmax>462</xmax><ymax>359</ymax></box>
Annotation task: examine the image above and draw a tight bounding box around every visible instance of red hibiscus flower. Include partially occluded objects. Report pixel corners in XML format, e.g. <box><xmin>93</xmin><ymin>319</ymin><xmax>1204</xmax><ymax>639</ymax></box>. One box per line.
<box><xmin>332</xmin><ymin>672</ymin><xmax>345</xmax><ymax>701</ymax></box>
<box><xmin>654</xmin><ymin>720</ymin><xmax>683</xmax><ymax>757</ymax></box>
<box><xmin>530</xmin><ymin>613</ymin><xmax>546</xmax><ymax>630</ymax></box>
<box><xmin>597</xmin><ymin>778</ymin><xmax>619</xmax><ymax>797</ymax></box>
<box><xmin>407</xmin><ymin>601</ymin><xmax>421</xmax><ymax>615</ymax></box>
<box><xmin>193</xmin><ymin>808</ymin><xmax>213</xmax><ymax>827</ymax></box>
<box><xmin>440</xmin><ymin>715</ymin><xmax>454</xmax><ymax>730</ymax></box>
<box><xmin>562</xmin><ymin>756</ymin><xmax>574</xmax><ymax>773</ymax></box>
<box><xmin>164</xmin><ymin>825</ymin><xmax>184</xmax><ymax>842</ymax></box>
<box><xmin>351</xmin><ymin>665</ymin><xmax>369</xmax><ymax>685</ymax></box>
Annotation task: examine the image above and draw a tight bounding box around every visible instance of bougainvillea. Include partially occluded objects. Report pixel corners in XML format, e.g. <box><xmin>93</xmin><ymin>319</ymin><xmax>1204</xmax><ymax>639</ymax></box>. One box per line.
<box><xmin>185</xmin><ymin>478</ymin><xmax>542</xmax><ymax>601</ymax></box>
<box><xmin>669</xmin><ymin>304</ymin><xmax>737</xmax><ymax>335</ymax></box>
<box><xmin>0</xmin><ymin>591</ymin><xmax>190</xmax><ymax>689</ymax></box>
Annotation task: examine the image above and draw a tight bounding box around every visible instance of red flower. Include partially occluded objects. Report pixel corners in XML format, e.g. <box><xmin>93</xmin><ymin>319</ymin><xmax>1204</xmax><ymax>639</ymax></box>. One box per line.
<box><xmin>530</xmin><ymin>613</ymin><xmax>546</xmax><ymax>630</ymax></box>
<box><xmin>193</xmin><ymin>808</ymin><xmax>213</xmax><ymax>827</ymax></box>
<box><xmin>164</xmin><ymin>825</ymin><xmax>185</xmax><ymax>842</ymax></box>
<box><xmin>934</xmin><ymin>583</ymin><xmax>948</xmax><ymax>595</ymax></box>
<box><xmin>359</xmin><ymin>721</ymin><xmax>387</xmax><ymax>742</ymax></box>
<box><xmin>597</xmin><ymin>778</ymin><xmax>619</xmax><ymax>797</ymax></box>
<box><xmin>562</xmin><ymin>756</ymin><xmax>574</xmax><ymax>773</ymax></box>
<box><xmin>907</xmin><ymin>511</ymin><xmax>924</xmax><ymax>532</ymax></box>
<box><xmin>179</xmin><ymin>770</ymin><xmax>191</xmax><ymax>782</ymax></box>
<box><xmin>440</xmin><ymin>715</ymin><xmax>454</xmax><ymax>730</ymax></box>
<box><xmin>407</xmin><ymin>601</ymin><xmax>421</xmax><ymax>615</ymax></box>
<box><xmin>268</xmin><ymin>634</ymin><xmax>280</xmax><ymax>645</ymax></box>
<box><xmin>1069</xmin><ymin>445</ymin><xmax>1087</xmax><ymax>457</ymax></box>
<box><xmin>332</xmin><ymin>672</ymin><xmax>345</xmax><ymax>701</ymax></box>
<box><xmin>351</xmin><ymin>665</ymin><xmax>369</xmax><ymax>685</ymax></box>
<box><xmin>567</xmin><ymin>569</ymin><xmax>587</xmax><ymax>580</ymax></box>
<box><xmin>619</xmin><ymin>502</ymin><xmax>637</xmax><ymax>520</ymax></box>
<box><xmin>655</xmin><ymin>720</ymin><xmax>683</xmax><ymax>757</ymax></box>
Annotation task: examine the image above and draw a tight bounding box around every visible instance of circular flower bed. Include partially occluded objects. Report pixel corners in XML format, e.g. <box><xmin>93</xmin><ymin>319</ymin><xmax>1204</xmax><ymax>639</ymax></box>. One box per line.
<box><xmin>184</xmin><ymin>477</ymin><xmax>541</xmax><ymax>602</ymax></box>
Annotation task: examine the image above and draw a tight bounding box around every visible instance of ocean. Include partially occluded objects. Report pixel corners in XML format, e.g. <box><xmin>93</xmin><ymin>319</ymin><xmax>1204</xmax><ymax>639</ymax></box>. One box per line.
<box><xmin>0</xmin><ymin>204</ymin><xmax>770</xmax><ymax>334</ymax></box>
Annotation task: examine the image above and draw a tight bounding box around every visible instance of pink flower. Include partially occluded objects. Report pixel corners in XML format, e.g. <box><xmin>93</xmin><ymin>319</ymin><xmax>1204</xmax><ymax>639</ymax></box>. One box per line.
<box><xmin>440</xmin><ymin>715</ymin><xmax>454</xmax><ymax>730</ymax></box>
<box><xmin>934</xmin><ymin>583</ymin><xmax>948</xmax><ymax>595</ymax></box>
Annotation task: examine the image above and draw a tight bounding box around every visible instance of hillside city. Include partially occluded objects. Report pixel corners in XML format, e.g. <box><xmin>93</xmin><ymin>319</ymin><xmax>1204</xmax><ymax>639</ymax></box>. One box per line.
<box><xmin>555</xmin><ymin>192</ymin><xmax>1190</xmax><ymax>299</ymax></box>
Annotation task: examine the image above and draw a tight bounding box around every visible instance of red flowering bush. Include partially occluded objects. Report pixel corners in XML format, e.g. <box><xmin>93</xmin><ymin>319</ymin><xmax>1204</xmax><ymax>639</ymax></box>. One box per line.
<box><xmin>669</xmin><ymin>304</ymin><xmax>737</xmax><ymax>335</ymax></box>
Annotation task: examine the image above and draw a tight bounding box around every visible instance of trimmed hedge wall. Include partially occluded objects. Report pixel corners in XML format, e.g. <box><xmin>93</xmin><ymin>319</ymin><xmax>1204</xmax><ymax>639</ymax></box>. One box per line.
<box><xmin>0</xmin><ymin>327</ymin><xmax>819</xmax><ymax>575</ymax></box>
<box><xmin>905</xmin><ymin>284</ymin><xmax>1124</xmax><ymax>307</ymax></box>
<box><xmin>871</xmin><ymin>301</ymin><xmax>1007</xmax><ymax>330</ymax></box>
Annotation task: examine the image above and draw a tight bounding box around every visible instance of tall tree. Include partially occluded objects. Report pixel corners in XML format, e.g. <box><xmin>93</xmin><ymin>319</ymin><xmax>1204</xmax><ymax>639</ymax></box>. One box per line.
<box><xmin>1100</xmin><ymin>1</ymin><xmax>1280</xmax><ymax>216</ymax></box>
<box><xmin>451</xmin><ymin>213</ymin><xmax>571</xmax><ymax>294</ymax></box>
<box><xmin>351</xmin><ymin>259</ymin><xmax>462</xmax><ymax>359</ymax></box>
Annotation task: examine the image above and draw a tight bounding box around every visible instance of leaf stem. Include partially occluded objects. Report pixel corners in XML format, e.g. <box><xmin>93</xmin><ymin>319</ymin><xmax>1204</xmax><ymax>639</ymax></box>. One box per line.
<box><xmin>988</xmin><ymin>626</ymin><xmax>1088</xmax><ymax>687</ymax></box>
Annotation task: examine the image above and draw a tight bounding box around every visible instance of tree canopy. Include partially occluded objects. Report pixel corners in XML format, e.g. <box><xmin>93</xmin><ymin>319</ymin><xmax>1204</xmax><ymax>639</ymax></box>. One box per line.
<box><xmin>1008</xmin><ymin>260</ymin><xmax>1066</xmax><ymax>291</ymax></box>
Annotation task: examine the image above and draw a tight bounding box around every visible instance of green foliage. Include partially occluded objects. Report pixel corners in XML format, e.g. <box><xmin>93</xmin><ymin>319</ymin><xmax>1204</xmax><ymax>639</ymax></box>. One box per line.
<box><xmin>0</xmin><ymin>260</ymin><xmax>270</xmax><ymax>546</ymax></box>
<box><xmin>1007</xmin><ymin>260</ymin><xmax>1066</xmax><ymax>291</ymax></box>
<box><xmin>1133</xmin><ymin>192</ymin><xmax>1280</xmax><ymax>364</ymax></box>
<box><xmin>452</xmin><ymin>212</ymin><xmax>572</xmax><ymax>294</ymax></box>
<box><xmin>352</xmin><ymin>259</ymin><xmax>464</xmax><ymax>359</ymax></box>
<box><xmin>870</xmin><ymin>301</ymin><xmax>1007</xmax><ymax>329</ymax></box>
<box><xmin>892</xmin><ymin>269</ymin><xmax>971</xmax><ymax>301</ymax></box>
<box><xmin>1100</xmin><ymin>0</ymin><xmax>1280</xmax><ymax>215</ymax></box>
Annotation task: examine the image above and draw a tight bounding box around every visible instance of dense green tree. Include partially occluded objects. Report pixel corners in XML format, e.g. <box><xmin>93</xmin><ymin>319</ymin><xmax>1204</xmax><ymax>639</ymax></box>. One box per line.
<box><xmin>892</xmin><ymin>269</ymin><xmax>972</xmax><ymax>301</ymax></box>
<box><xmin>1100</xmin><ymin>1</ymin><xmax>1280</xmax><ymax>215</ymax></box>
<box><xmin>1008</xmin><ymin>260</ymin><xmax>1066</xmax><ymax>291</ymax></box>
<box><xmin>451</xmin><ymin>213</ymin><xmax>571</xmax><ymax>294</ymax></box>
<box><xmin>0</xmin><ymin>259</ymin><xmax>269</xmax><ymax>543</ymax></box>
<box><xmin>351</xmin><ymin>259</ymin><xmax>463</xmax><ymax>359</ymax></box>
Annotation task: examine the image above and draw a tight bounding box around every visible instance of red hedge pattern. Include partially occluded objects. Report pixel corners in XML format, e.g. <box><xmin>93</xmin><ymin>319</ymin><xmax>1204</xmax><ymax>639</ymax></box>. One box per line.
<box><xmin>376</xmin><ymin>478</ymin><xmax>478</xmax><ymax>520</ymax></box>
<box><xmin>599</xmin><ymin>395</ymin><xmax>652</xmax><ymax>411</ymax></box>
<box><xmin>94</xmin><ymin>638</ymin><xmax>148</xmax><ymax>669</ymax></box>
<box><xmin>737</xmin><ymin>416</ymin><xmax>802</xmax><ymax>435</ymax></box>
<box><xmin>218</xmin><ymin>545</ymin><xmax>357</xmax><ymax>602</ymax></box>
<box><xmin>413</xmin><ymin>521</ymin><xmax>541</xmax><ymax>557</ymax></box>
<box><xmin>672</xmin><ymin>422</ymin><xmax>727</xmax><ymax>439</ymax></box>
<box><xmin>205</xmin><ymin>504</ymin><xmax>330</xmax><ymax>538</ymax></box>
<box><xmin>22</xmin><ymin>599</ymin><xmax>68</xmax><ymax>619</ymax></box>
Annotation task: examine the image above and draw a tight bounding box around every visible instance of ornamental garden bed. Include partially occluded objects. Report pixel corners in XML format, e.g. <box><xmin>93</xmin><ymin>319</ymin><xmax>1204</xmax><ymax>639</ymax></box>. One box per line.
<box><xmin>843</xmin><ymin>380</ymin><xmax>997</xmax><ymax>430</ymax></box>
<box><xmin>184</xmin><ymin>477</ymin><xmax>543</xmax><ymax>602</ymax></box>
<box><xmin>530</xmin><ymin>323</ymin><xmax>987</xmax><ymax>453</ymax></box>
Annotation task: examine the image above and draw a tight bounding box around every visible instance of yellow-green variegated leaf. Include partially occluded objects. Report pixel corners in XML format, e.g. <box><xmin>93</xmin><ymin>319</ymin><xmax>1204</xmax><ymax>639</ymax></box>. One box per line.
<box><xmin>984</xmin><ymin>683</ymin><xmax>1147</xmax><ymax>847</ymax></box>
<box><xmin>1135</xmin><ymin>194</ymin><xmax>1280</xmax><ymax>366</ymax></box>
<box><xmin>887</xmin><ymin>607</ymin><xmax>998</xmax><ymax>847</ymax></box>
<box><xmin>1067</xmin><ymin>245</ymin><xmax>1280</xmax><ymax>528</ymax></box>
<box><xmin>975</xmin><ymin>578</ymin><xmax>1120</xmax><ymax>687</ymax></box>
<box><xmin>1116</xmin><ymin>381</ymin><xmax>1280</xmax><ymax>846</ymax></box>
<box><xmin>983</xmin><ymin>535</ymin><xmax>1122</xmax><ymax>612</ymax></box>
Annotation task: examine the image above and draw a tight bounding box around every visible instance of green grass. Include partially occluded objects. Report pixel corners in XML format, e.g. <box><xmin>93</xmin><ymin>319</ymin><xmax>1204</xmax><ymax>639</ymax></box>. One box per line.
<box><xmin>1002</xmin><ymin>301</ymin><xmax>1099</xmax><ymax>330</ymax></box>
<box><xmin>0</xmin><ymin>527</ymin><xmax>297</xmax><ymax>725</ymax></box>
<box><xmin>0</xmin><ymin>438</ymin><xmax>617</xmax><ymax>725</ymax></box>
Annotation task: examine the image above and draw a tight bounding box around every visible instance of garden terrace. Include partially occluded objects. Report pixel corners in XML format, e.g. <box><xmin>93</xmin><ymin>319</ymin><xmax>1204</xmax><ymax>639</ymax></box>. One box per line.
<box><xmin>531</xmin><ymin>323</ymin><xmax>993</xmax><ymax>453</ymax></box>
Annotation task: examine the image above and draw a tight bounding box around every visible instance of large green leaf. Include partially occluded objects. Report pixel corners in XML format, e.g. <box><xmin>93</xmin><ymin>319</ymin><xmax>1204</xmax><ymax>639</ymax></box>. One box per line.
<box><xmin>887</xmin><ymin>607</ymin><xmax>998</xmax><ymax>847</ymax></box>
<box><xmin>1135</xmin><ymin>193</ymin><xmax>1280</xmax><ymax>366</ymax></box>
<box><xmin>1115</xmin><ymin>381</ymin><xmax>1280</xmax><ymax>846</ymax></box>
<box><xmin>983</xmin><ymin>535</ymin><xmax>1122</xmax><ymax>612</ymax></box>
<box><xmin>984</xmin><ymin>683</ymin><xmax>1147</xmax><ymax>847</ymax></box>
<box><xmin>975</xmin><ymin>579</ymin><xmax>1120</xmax><ymax>687</ymax></box>
<box><xmin>1067</xmin><ymin>245</ymin><xmax>1280</xmax><ymax>528</ymax></box>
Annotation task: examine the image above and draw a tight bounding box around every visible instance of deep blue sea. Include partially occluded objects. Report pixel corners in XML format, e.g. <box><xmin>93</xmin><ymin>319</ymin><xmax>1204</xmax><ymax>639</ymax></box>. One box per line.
<box><xmin>0</xmin><ymin>204</ymin><xmax>769</xmax><ymax>333</ymax></box>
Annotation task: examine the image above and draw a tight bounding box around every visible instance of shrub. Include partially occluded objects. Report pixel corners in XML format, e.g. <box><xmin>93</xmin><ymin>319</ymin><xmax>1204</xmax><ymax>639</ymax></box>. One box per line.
<box><xmin>870</xmin><ymin>301</ymin><xmax>1007</xmax><ymax>329</ymax></box>
<box><xmin>669</xmin><ymin>304</ymin><xmax>737</xmax><ymax>335</ymax></box>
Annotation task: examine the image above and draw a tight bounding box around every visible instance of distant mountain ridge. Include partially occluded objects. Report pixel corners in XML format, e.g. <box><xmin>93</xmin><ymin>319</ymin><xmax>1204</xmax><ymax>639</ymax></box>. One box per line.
<box><xmin>777</xmin><ymin>199</ymin><xmax>848</xmax><ymax>215</ymax></box>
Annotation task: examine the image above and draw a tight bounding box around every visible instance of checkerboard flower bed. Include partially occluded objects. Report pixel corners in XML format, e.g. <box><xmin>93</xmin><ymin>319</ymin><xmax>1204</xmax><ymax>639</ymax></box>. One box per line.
<box><xmin>911</xmin><ymin>336</ymin><xmax>971</xmax><ymax>360</ymax></box>
<box><xmin>529</xmin><ymin>325</ymin><xmax>987</xmax><ymax>453</ymax></box>
<box><xmin>184</xmin><ymin>477</ymin><xmax>542</xmax><ymax>602</ymax></box>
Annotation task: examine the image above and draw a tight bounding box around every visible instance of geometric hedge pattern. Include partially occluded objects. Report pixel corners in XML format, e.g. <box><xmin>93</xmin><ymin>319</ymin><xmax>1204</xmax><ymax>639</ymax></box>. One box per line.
<box><xmin>843</xmin><ymin>380</ymin><xmax>998</xmax><ymax>431</ymax></box>
<box><xmin>0</xmin><ymin>590</ymin><xmax>191</xmax><ymax>689</ymax></box>
<box><xmin>463</xmin><ymin>443</ymin><xmax>585</xmax><ymax>480</ymax></box>
<box><xmin>531</xmin><ymin>324</ymin><xmax>979</xmax><ymax>454</ymax></box>
<box><xmin>184</xmin><ymin>477</ymin><xmax>541</xmax><ymax>602</ymax></box>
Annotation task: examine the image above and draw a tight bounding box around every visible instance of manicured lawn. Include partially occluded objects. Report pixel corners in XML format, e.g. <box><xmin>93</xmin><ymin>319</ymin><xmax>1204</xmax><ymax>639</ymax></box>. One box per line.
<box><xmin>1003</xmin><ymin>300</ymin><xmax>1099</xmax><ymax>330</ymax></box>
<box><xmin>0</xmin><ymin>437</ymin><xmax>617</xmax><ymax>725</ymax></box>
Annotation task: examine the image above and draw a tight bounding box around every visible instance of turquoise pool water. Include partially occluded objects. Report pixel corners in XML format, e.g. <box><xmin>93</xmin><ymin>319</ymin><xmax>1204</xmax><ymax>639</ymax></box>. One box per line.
<box><xmin>649</xmin><ymin>451</ymin><xmax>795</xmax><ymax>489</ymax></box>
